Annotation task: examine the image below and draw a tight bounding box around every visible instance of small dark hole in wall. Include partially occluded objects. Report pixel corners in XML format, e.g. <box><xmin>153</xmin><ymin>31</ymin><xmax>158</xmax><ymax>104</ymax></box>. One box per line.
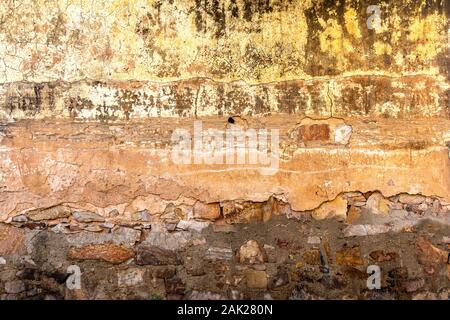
<box><xmin>219</xmin><ymin>205</ymin><xmax>224</xmax><ymax>219</ymax></box>
<box><xmin>228</xmin><ymin>117</ymin><xmax>235</xmax><ymax>124</ymax></box>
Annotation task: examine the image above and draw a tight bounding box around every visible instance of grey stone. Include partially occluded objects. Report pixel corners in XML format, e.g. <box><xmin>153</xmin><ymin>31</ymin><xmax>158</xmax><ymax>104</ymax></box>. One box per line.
<box><xmin>185</xmin><ymin>258</ymin><xmax>206</xmax><ymax>276</ymax></box>
<box><xmin>12</xmin><ymin>215</ymin><xmax>27</xmax><ymax>223</ymax></box>
<box><xmin>160</xmin><ymin>204</ymin><xmax>182</xmax><ymax>224</ymax></box>
<box><xmin>66</xmin><ymin>227</ymin><xmax>140</xmax><ymax>247</ymax></box>
<box><xmin>0</xmin><ymin>269</ymin><xmax>16</xmax><ymax>282</ymax></box>
<box><xmin>187</xmin><ymin>291</ymin><xmax>226</xmax><ymax>300</ymax></box>
<box><xmin>50</xmin><ymin>224</ymin><xmax>69</xmax><ymax>234</ymax></box>
<box><xmin>418</xmin><ymin>203</ymin><xmax>428</xmax><ymax>211</ymax></box>
<box><xmin>307</xmin><ymin>236</ymin><xmax>321</xmax><ymax>245</ymax></box>
<box><xmin>5</xmin><ymin>280</ymin><xmax>25</xmax><ymax>294</ymax></box>
<box><xmin>136</xmin><ymin>245</ymin><xmax>181</xmax><ymax>266</ymax></box>
<box><xmin>101</xmin><ymin>222</ymin><xmax>115</xmax><ymax>229</ymax></box>
<box><xmin>176</xmin><ymin>220</ymin><xmax>210</xmax><ymax>233</ymax></box>
<box><xmin>205</xmin><ymin>247</ymin><xmax>233</xmax><ymax>261</ymax></box>
<box><xmin>390</xmin><ymin>209</ymin><xmax>409</xmax><ymax>218</ymax></box>
<box><xmin>398</xmin><ymin>194</ymin><xmax>425</xmax><ymax>205</ymax></box>
<box><xmin>362</xmin><ymin>224</ymin><xmax>391</xmax><ymax>235</ymax></box>
<box><xmin>133</xmin><ymin>209</ymin><xmax>151</xmax><ymax>222</ymax></box>
<box><xmin>344</xmin><ymin>224</ymin><xmax>391</xmax><ymax>237</ymax></box>
<box><xmin>405</xmin><ymin>278</ymin><xmax>425</xmax><ymax>293</ymax></box>
<box><xmin>142</xmin><ymin>226</ymin><xmax>192</xmax><ymax>250</ymax></box>
<box><xmin>18</xmin><ymin>255</ymin><xmax>36</xmax><ymax>267</ymax></box>
<box><xmin>212</xmin><ymin>223</ymin><xmax>237</xmax><ymax>233</ymax></box>
<box><xmin>27</xmin><ymin>205</ymin><xmax>71</xmax><ymax>221</ymax></box>
<box><xmin>432</xmin><ymin>200</ymin><xmax>446</xmax><ymax>214</ymax></box>
<box><xmin>389</xmin><ymin>203</ymin><xmax>404</xmax><ymax>210</ymax></box>
<box><xmin>352</xmin><ymin>201</ymin><xmax>367</xmax><ymax>207</ymax></box>
<box><xmin>366</xmin><ymin>192</ymin><xmax>391</xmax><ymax>215</ymax></box>
<box><xmin>72</xmin><ymin>211</ymin><xmax>105</xmax><ymax>223</ymax></box>
<box><xmin>269</xmin><ymin>268</ymin><xmax>290</xmax><ymax>289</ymax></box>
<box><xmin>108</xmin><ymin>209</ymin><xmax>120</xmax><ymax>217</ymax></box>
<box><xmin>1</xmin><ymin>294</ymin><xmax>18</xmax><ymax>300</ymax></box>
<box><xmin>148</xmin><ymin>266</ymin><xmax>177</xmax><ymax>279</ymax></box>
<box><xmin>82</xmin><ymin>225</ymin><xmax>103</xmax><ymax>232</ymax></box>
<box><xmin>230</xmin><ymin>290</ymin><xmax>244</xmax><ymax>300</ymax></box>
<box><xmin>412</xmin><ymin>292</ymin><xmax>437</xmax><ymax>300</ymax></box>
<box><xmin>334</xmin><ymin>124</ymin><xmax>352</xmax><ymax>145</ymax></box>
<box><xmin>111</xmin><ymin>227</ymin><xmax>142</xmax><ymax>246</ymax></box>
<box><xmin>165</xmin><ymin>223</ymin><xmax>177</xmax><ymax>231</ymax></box>
<box><xmin>26</xmin><ymin>288</ymin><xmax>39</xmax><ymax>297</ymax></box>
<box><xmin>117</xmin><ymin>268</ymin><xmax>145</xmax><ymax>287</ymax></box>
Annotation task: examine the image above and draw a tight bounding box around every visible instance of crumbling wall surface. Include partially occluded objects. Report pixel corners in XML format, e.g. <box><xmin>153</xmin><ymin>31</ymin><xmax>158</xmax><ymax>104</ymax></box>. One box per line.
<box><xmin>0</xmin><ymin>0</ymin><xmax>449</xmax><ymax>300</ymax></box>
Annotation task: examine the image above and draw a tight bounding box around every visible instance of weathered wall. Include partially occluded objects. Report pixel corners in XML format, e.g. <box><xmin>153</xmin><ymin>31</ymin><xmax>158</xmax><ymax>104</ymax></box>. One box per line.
<box><xmin>0</xmin><ymin>0</ymin><xmax>449</xmax><ymax>300</ymax></box>
<box><xmin>0</xmin><ymin>0</ymin><xmax>448</xmax><ymax>120</ymax></box>
<box><xmin>0</xmin><ymin>0</ymin><xmax>448</xmax><ymax>82</ymax></box>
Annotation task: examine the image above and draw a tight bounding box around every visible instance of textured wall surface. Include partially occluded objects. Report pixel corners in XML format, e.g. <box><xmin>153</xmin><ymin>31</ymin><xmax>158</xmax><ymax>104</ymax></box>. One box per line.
<box><xmin>0</xmin><ymin>0</ymin><xmax>448</xmax><ymax>82</ymax></box>
<box><xmin>0</xmin><ymin>0</ymin><xmax>448</xmax><ymax>120</ymax></box>
<box><xmin>0</xmin><ymin>0</ymin><xmax>449</xmax><ymax>300</ymax></box>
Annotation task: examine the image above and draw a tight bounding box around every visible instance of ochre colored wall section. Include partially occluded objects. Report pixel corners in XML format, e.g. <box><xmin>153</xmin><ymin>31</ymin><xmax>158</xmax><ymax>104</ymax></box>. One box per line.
<box><xmin>0</xmin><ymin>0</ymin><xmax>449</xmax><ymax>214</ymax></box>
<box><xmin>0</xmin><ymin>0</ymin><xmax>448</xmax><ymax>82</ymax></box>
<box><xmin>0</xmin><ymin>0</ymin><xmax>448</xmax><ymax>120</ymax></box>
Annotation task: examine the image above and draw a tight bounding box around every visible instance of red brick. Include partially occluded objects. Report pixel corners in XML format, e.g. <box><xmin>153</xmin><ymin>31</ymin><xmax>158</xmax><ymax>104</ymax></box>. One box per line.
<box><xmin>298</xmin><ymin>124</ymin><xmax>330</xmax><ymax>141</ymax></box>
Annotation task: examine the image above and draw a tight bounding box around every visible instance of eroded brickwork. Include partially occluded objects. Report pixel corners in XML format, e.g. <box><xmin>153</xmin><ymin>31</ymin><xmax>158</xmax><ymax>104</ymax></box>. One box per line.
<box><xmin>0</xmin><ymin>192</ymin><xmax>450</xmax><ymax>299</ymax></box>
